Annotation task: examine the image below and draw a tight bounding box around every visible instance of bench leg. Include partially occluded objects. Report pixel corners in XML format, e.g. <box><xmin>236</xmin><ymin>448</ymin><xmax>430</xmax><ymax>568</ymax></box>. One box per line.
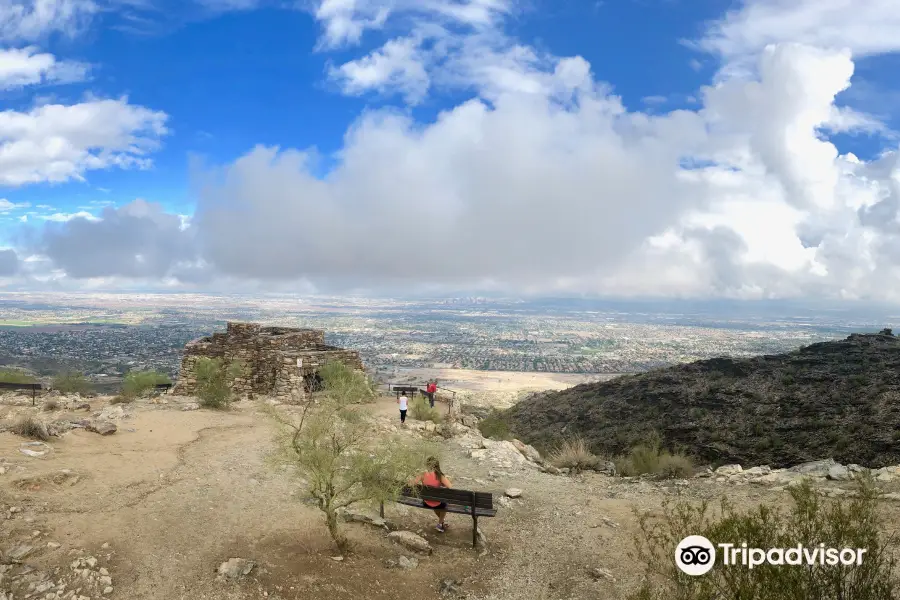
<box><xmin>472</xmin><ymin>514</ymin><xmax>478</xmax><ymax>549</ymax></box>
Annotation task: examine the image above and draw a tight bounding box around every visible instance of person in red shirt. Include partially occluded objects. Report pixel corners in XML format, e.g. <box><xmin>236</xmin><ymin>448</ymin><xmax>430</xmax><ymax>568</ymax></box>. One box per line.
<box><xmin>411</xmin><ymin>456</ymin><xmax>452</xmax><ymax>532</ymax></box>
<box><xmin>426</xmin><ymin>381</ymin><xmax>437</xmax><ymax>408</ymax></box>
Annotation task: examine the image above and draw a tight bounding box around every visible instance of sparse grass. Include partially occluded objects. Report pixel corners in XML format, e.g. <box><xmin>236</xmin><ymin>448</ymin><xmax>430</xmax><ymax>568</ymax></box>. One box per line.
<box><xmin>548</xmin><ymin>437</ymin><xmax>602</xmax><ymax>473</ymax></box>
<box><xmin>42</xmin><ymin>398</ymin><xmax>59</xmax><ymax>411</ymax></box>
<box><xmin>615</xmin><ymin>433</ymin><xmax>695</xmax><ymax>478</ymax></box>
<box><xmin>409</xmin><ymin>397</ymin><xmax>442</xmax><ymax>423</ymax></box>
<box><xmin>10</xmin><ymin>415</ymin><xmax>48</xmax><ymax>441</ymax></box>
<box><xmin>630</xmin><ymin>475</ymin><xmax>898</xmax><ymax>600</ymax></box>
<box><xmin>478</xmin><ymin>409</ymin><xmax>513</xmax><ymax>440</ymax></box>
<box><xmin>109</xmin><ymin>395</ymin><xmax>133</xmax><ymax>405</ymax></box>
<box><xmin>51</xmin><ymin>371</ymin><xmax>93</xmax><ymax>395</ymax></box>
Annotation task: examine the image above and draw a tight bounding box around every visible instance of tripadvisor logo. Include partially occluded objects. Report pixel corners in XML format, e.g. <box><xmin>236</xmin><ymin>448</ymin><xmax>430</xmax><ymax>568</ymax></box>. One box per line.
<box><xmin>675</xmin><ymin>536</ymin><xmax>868</xmax><ymax>575</ymax></box>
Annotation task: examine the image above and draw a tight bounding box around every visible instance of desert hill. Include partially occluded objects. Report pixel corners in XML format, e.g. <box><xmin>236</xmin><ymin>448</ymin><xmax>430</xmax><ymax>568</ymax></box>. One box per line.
<box><xmin>506</xmin><ymin>330</ymin><xmax>900</xmax><ymax>469</ymax></box>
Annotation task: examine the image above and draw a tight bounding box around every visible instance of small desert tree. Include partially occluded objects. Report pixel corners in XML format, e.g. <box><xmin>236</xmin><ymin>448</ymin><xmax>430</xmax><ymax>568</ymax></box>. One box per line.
<box><xmin>51</xmin><ymin>371</ymin><xmax>93</xmax><ymax>395</ymax></box>
<box><xmin>121</xmin><ymin>370</ymin><xmax>170</xmax><ymax>399</ymax></box>
<box><xmin>273</xmin><ymin>361</ymin><xmax>434</xmax><ymax>551</ymax></box>
<box><xmin>195</xmin><ymin>357</ymin><xmax>246</xmax><ymax>409</ymax></box>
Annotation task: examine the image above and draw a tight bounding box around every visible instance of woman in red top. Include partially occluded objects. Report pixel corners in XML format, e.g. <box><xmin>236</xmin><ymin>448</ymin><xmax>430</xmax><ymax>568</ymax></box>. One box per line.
<box><xmin>412</xmin><ymin>456</ymin><xmax>452</xmax><ymax>532</ymax></box>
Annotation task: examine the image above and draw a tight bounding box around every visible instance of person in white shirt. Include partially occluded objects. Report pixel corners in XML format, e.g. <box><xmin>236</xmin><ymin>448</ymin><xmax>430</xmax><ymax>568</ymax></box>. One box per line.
<box><xmin>398</xmin><ymin>394</ymin><xmax>408</xmax><ymax>423</ymax></box>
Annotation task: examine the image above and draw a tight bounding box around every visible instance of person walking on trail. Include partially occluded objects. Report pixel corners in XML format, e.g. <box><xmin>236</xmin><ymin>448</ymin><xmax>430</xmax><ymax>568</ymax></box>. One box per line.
<box><xmin>398</xmin><ymin>393</ymin><xmax>408</xmax><ymax>423</ymax></box>
<box><xmin>426</xmin><ymin>381</ymin><xmax>437</xmax><ymax>408</ymax></box>
<box><xmin>412</xmin><ymin>456</ymin><xmax>453</xmax><ymax>532</ymax></box>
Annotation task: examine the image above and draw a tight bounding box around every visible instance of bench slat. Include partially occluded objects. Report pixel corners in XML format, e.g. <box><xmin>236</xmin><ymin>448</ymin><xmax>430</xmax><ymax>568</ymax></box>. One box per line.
<box><xmin>0</xmin><ymin>382</ymin><xmax>42</xmax><ymax>390</ymax></box>
<box><xmin>401</xmin><ymin>486</ymin><xmax>493</xmax><ymax>510</ymax></box>
<box><xmin>395</xmin><ymin>495</ymin><xmax>497</xmax><ymax>517</ymax></box>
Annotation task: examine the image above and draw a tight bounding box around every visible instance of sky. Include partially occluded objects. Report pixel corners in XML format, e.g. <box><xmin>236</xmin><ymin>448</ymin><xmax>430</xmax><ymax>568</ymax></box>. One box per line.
<box><xmin>1</xmin><ymin>0</ymin><xmax>900</xmax><ymax>301</ymax></box>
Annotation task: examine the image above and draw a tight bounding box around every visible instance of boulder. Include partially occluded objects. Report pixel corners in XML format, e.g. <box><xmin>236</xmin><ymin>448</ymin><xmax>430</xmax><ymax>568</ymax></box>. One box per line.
<box><xmin>715</xmin><ymin>464</ymin><xmax>743</xmax><ymax>476</ymax></box>
<box><xmin>789</xmin><ymin>459</ymin><xmax>837</xmax><ymax>477</ymax></box>
<box><xmin>86</xmin><ymin>420</ymin><xmax>117</xmax><ymax>435</ymax></box>
<box><xmin>505</xmin><ymin>488</ymin><xmax>523</xmax><ymax>499</ymax></box>
<box><xmin>511</xmin><ymin>439</ymin><xmax>542</xmax><ymax>463</ymax></box>
<box><xmin>397</xmin><ymin>556</ymin><xmax>419</xmax><ymax>569</ymax></box>
<box><xmin>742</xmin><ymin>466</ymin><xmax>771</xmax><ymax>476</ymax></box>
<box><xmin>181</xmin><ymin>403</ymin><xmax>200</xmax><ymax>411</ymax></box>
<box><xmin>217</xmin><ymin>558</ymin><xmax>255</xmax><ymax>581</ymax></box>
<box><xmin>827</xmin><ymin>465</ymin><xmax>852</xmax><ymax>481</ymax></box>
<box><xmin>388</xmin><ymin>531</ymin><xmax>432</xmax><ymax>555</ymax></box>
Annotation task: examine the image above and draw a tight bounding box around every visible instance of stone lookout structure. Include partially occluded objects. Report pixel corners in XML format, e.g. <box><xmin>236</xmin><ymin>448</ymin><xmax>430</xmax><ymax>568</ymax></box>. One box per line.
<box><xmin>173</xmin><ymin>322</ymin><xmax>364</xmax><ymax>399</ymax></box>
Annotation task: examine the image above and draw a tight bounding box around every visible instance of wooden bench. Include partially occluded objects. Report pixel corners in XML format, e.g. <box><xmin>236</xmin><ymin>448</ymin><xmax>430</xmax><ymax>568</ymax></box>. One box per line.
<box><xmin>381</xmin><ymin>485</ymin><xmax>497</xmax><ymax>549</ymax></box>
<box><xmin>154</xmin><ymin>383</ymin><xmax>172</xmax><ymax>394</ymax></box>
<box><xmin>0</xmin><ymin>382</ymin><xmax>43</xmax><ymax>405</ymax></box>
<box><xmin>391</xmin><ymin>385</ymin><xmax>419</xmax><ymax>398</ymax></box>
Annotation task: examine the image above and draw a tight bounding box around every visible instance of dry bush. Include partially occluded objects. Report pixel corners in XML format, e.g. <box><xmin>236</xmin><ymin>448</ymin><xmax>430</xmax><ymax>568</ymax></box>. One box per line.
<box><xmin>410</xmin><ymin>397</ymin><xmax>442</xmax><ymax>423</ymax></box>
<box><xmin>109</xmin><ymin>395</ymin><xmax>133</xmax><ymax>405</ymax></box>
<box><xmin>631</xmin><ymin>475</ymin><xmax>897</xmax><ymax>600</ymax></box>
<box><xmin>549</xmin><ymin>437</ymin><xmax>601</xmax><ymax>473</ymax></box>
<box><xmin>10</xmin><ymin>415</ymin><xmax>49</xmax><ymax>441</ymax></box>
<box><xmin>615</xmin><ymin>433</ymin><xmax>695</xmax><ymax>478</ymax></box>
<box><xmin>42</xmin><ymin>398</ymin><xmax>59</xmax><ymax>411</ymax></box>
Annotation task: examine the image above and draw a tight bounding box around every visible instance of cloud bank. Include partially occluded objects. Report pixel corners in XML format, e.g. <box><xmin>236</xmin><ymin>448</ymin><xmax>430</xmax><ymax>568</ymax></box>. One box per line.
<box><xmin>3</xmin><ymin>0</ymin><xmax>900</xmax><ymax>302</ymax></box>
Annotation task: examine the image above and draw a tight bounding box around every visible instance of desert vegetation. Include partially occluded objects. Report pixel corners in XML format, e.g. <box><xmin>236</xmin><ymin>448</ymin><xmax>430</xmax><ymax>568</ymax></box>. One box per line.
<box><xmin>51</xmin><ymin>371</ymin><xmax>93</xmax><ymax>395</ymax></box>
<box><xmin>0</xmin><ymin>368</ymin><xmax>37</xmax><ymax>384</ymax></box>
<box><xmin>548</xmin><ymin>437</ymin><xmax>602</xmax><ymax>473</ymax></box>
<box><xmin>272</xmin><ymin>361</ymin><xmax>433</xmax><ymax>551</ymax></box>
<box><xmin>121</xmin><ymin>369</ymin><xmax>171</xmax><ymax>400</ymax></box>
<box><xmin>194</xmin><ymin>357</ymin><xmax>246</xmax><ymax>409</ymax></box>
<box><xmin>10</xmin><ymin>414</ymin><xmax>49</xmax><ymax>441</ymax></box>
<box><xmin>615</xmin><ymin>434</ymin><xmax>695</xmax><ymax>478</ymax></box>
<box><xmin>409</xmin><ymin>396</ymin><xmax>442</xmax><ymax>423</ymax></box>
<box><xmin>631</xmin><ymin>476</ymin><xmax>897</xmax><ymax>600</ymax></box>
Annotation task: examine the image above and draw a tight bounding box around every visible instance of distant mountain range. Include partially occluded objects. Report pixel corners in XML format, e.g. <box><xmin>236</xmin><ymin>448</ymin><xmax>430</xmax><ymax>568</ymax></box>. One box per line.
<box><xmin>507</xmin><ymin>330</ymin><xmax>900</xmax><ymax>469</ymax></box>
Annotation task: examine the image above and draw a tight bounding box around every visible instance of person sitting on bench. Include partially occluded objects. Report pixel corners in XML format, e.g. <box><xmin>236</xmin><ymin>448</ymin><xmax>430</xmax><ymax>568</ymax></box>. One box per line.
<box><xmin>411</xmin><ymin>457</ymin><xmax>453</xmax><ymax>532</ymax></box>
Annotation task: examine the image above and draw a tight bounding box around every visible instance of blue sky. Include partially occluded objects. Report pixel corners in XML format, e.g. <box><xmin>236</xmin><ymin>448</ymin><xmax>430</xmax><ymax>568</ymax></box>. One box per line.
<box><xmin>2</xmin><ymin>0</ymin><xmax>900</xmax><ymax>300</ymax></box>
<box><xmin>4</xmin><ymin>0</ymin><xmax>732</xmax><ymax>216</ymax></box>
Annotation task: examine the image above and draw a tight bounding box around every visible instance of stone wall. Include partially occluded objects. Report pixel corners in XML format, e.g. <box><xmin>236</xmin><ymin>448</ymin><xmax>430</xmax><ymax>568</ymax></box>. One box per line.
<box><xmin>173</xmin><ymin>321</ymin><xmax>364</xmax><ymax>399</ymax></box>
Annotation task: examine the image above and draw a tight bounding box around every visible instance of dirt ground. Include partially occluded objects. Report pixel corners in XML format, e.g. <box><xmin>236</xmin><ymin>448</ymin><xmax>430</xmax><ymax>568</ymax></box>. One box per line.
<box><xmin>3</xmin><ymin>393</ymin><xmax>900</xmax><ymax>600</ymax></box>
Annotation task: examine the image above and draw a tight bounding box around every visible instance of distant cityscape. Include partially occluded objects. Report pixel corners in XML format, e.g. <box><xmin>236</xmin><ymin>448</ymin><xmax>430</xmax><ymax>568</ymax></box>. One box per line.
<box><xmin>0</xmin><ymin>292</ymin><xmax>885</xmax><ymax>383</ymax></box>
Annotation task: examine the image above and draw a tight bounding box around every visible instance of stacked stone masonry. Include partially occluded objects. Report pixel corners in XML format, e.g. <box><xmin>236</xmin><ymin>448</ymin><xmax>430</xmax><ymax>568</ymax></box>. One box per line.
<box><xmin>173</xmin><ymin>322</ymin><xmax>365</xmax><ymax>399</ymax></box>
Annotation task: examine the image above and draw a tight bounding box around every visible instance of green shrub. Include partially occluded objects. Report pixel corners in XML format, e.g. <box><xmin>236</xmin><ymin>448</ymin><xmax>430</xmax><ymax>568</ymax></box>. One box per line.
<box><xmin>615</xmin><ymin>434</ymin><xmax>695</xmax><ymax>478</ymax></box>
<box><xmin>121</xmin><ymin>370</ymin><xmax>170</xmax><ymax>398</ymax></box>
<box><xmin>549</xmin><ymin>437</ymin><xmax>601</xmax><ymax>474</ymax></box>
<box><xmin>0</xmin><ymin>369</ymin><xmax>36</xmax><ymax>384</ymax></box>
<box><xmin>195</xmin><ymin>357</ymin><xmax>245</xmax><ymax>409</ymax></box>
<box><xmin>409</xmin><ymin>397</ymin><xmax>442</xmax><ymax>423</ymax></box>
<box><xmin>478</xmin><ymin>409</ymin><xmax>512</xmax><ymax>440</ymax></box>
<box><xmin>10</xmin><ymin>415</ymin><xmax>48</xmax><ymax>441</ymax></box>
<box><xmin>630</xmin><ymin>476</ymin><xmax>897</xmax><ymax>600</ymax></box>
<box><xmin>51</xmin><ymin>371</ymin><xmax>92</xmax><ymax>395</ymax></box>
<box><xmin>318</xmin><ymin>361</ymin><xmax>375</xmax><ymax>403</ymax></box>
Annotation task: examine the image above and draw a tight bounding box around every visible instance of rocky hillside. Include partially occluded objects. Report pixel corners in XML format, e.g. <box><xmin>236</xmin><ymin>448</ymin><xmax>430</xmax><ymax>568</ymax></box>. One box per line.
<box><xmin>506</xmin><ymin>330</ymin><xmax>900</xmax><ymax>469</ymax></box>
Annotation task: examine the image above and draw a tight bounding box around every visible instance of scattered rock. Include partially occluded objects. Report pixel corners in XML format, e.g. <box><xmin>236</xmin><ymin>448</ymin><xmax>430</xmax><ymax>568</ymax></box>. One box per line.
<box><xmin>590</xmin><ymin>567</ymin><xmax>616</xmax><ymax>582</ymax></box>
<box><xmin>182</xmin><ymin>403</ymin><xmax>200</xmax><ymax>411</ymax></box>
<box><xmin>19</xmin><ymin>442</ymin><xmax>51</xmax><ymax>458</ymax></box>
<box><xmin>217</xmin><ymin>558</ymin><xmax>256</xmax><ymax>581</ymax></box>
<box><xmin>425</xmin><ymin>421</ymin><xmax>437</xmax><ymax>433</ymax></box>
<box><xmin>827</xmin><ymin>465</ymin><xmax>852</xmax><ymax>481</ymax></box>
<box><xmin>715</xmin><ymin>464</ymin><xmax>743</xmax><ymax>476</ymax></box>
<box><xmin>75</xmin><ymin>403</ymin><xmax>91</xmax><ymax>411</ymax></box>
<box><xmin>331</xmin><ymin>556</ymin><xmax>344</xmax><ymax>562</ymax></box>
<box><xmin>337</xmin><ymin>507</ymin><xmax>389</xmax><ymax>529</ymax></box>
<box><xmin>6</xmin><ymin>544</ymin><xmax>35</xmax><ymax>561</ymax></box>
<box><xmin>388</xmin><ymin>531</ymin><xmax>432</xmax><ymax>555</ymax></box>
<box><xmin>505</xmin><ymin>488</ymin><xmax>523</xmax><ymax>499</ymax></box>
<box><xmin>86</xmin><ymin>420</ymin><xmax>117</xmax><ymax>435</ymax></box>
<box><xmin>397</xmin><ymin>555</ymin><xmax>419</xmax><ymax>569</ymax></box>
<box><xmin>440</xmin><ymin>578</ymin><xmax>463</xmax><ymax>596</ymax></box>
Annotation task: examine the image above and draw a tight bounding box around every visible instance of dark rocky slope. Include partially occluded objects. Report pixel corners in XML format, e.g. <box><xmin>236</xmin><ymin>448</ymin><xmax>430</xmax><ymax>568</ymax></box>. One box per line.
<box><xmin>506</xmin><ymin>330</ymin><xmax>900</xmax><ymax>469</ymax></box>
